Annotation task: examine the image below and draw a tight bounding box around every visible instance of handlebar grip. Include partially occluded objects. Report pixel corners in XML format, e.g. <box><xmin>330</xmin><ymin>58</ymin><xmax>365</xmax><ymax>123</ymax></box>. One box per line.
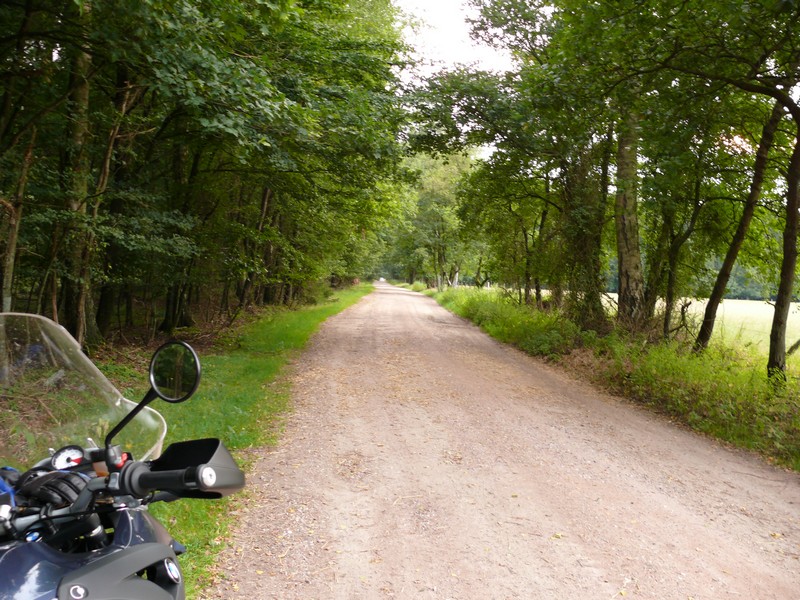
<box><xmin>120</xmin><ymin>462</ymin><xmax>197</xmax><ymax>498</ymax></box>
<box><xmin>138</xmin><ymin>468</ymin><xmax>196</xmax><ymax>492</ymax></box>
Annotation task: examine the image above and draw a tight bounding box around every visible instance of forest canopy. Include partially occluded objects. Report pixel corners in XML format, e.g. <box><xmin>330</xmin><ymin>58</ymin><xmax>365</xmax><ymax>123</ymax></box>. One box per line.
<box><xmin>0</xmin><ymin>0</ymin><xmax>409</xmax><ymax>345</ymax></box>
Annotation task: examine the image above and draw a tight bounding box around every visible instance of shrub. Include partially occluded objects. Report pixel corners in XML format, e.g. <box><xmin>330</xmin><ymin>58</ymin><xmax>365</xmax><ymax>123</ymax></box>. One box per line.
<box><xmin>433</xmin><ymin>287</ymin><xmax>581</xmax><ymax>357</ymax></box>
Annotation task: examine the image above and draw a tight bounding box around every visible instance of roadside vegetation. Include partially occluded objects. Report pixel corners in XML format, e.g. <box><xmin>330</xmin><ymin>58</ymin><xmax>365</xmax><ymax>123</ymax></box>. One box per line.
<box><xmin>97</xmin><ymin>284</ymin><xmax>373</xmax><ymax>595</ymax></box>
<box><xmin>384</xmin><ymin>2</ymin><xmax>800</xmax><ymax>385</ymax></box>
<box><xmin>380</xmin><ymin>2</ymin><xmax>800</xmax><ymax>472</ymax></box>
<box><xmin>427</xmin><ymin>286</ymin><xmax>800</xmax><ymax>471</ymax></box>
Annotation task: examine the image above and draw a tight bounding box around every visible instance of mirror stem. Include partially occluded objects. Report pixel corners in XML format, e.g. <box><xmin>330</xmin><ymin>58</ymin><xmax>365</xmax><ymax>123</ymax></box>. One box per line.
<box><xmin>104</xmin><ymin>388</ymin><xmax>158</xmax><ymax>450</ymax></box>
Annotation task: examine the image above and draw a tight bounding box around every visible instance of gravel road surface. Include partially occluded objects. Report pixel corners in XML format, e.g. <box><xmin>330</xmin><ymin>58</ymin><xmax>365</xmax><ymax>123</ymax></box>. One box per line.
<box><xmin>211</xmin><ymin>282</ymin><xmax>800</xmax><ymax>599</ymax></box>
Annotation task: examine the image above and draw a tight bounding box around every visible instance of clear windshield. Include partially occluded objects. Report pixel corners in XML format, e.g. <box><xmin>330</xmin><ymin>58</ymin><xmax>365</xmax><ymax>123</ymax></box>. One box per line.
<box><xmin>0</xmin><ymin>313</ymin><xmax>166</xmax><ymax>469</ymax></box>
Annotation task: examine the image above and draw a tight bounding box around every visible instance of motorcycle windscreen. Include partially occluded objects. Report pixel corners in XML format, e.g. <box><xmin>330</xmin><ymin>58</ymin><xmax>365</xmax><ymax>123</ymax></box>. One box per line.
<box><xmin>0</xmin><ymin>313</ymin><xmax>167</xmax><ymax>469</ymax></box>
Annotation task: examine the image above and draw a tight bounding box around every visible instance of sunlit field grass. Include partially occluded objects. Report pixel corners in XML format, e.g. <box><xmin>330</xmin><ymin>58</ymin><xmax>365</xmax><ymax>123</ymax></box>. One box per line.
<box><xmin>601</xmin><ymin>292</ymin><xmax>800</xmax><ymax>364</ymax></box>
<box><xmin>688</xmin><ymin>298</ymin><xmax>800</xmax><ymax>350</ymax></box>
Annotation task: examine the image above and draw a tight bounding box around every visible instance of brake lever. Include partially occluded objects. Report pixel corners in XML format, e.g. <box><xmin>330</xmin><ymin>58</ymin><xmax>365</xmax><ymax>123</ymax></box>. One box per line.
<box><xmin>69</xmin><ymin>477</ymin><xmax>107</xmax><ymax>514</ymax></box>
<box><xmin>150</xmin><ymin>491</ymin><xmax>180</xmax><ymax>503</ymax></box>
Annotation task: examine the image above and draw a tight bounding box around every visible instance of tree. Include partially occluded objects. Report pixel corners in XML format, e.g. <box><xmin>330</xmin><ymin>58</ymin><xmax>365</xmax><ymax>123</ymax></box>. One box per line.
<box><xmin>459</xmin><ymin>151</ymin><xmax>555</xmax><ymax>305</ymax></box>
<box><xmin>694</xmin><ymin>101</ymin><xmax>787</xmax><ymax>350</ymax></box>
<box><xmin>389</xmin><ymin>154</ymin><xmax>476</xmax><ymax>289</ymax></box>
<box><xmin>464</xmin><ymin>0</ymin><xmax>799</xmax><ymax>373</ymax></box>
<box><xmin>589</xmin><ymin>0</ymin><xmax>800</xmax><ymax>376</ymax></box>
<box><xmin>0</xmin><ymin>0</ymin><xmax>411</xmax><ymax>341</ymax></box>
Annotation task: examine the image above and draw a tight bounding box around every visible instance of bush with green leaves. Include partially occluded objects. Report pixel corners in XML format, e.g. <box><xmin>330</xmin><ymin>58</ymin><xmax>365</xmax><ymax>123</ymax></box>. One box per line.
<box><xmin>434</xmin><ymin>287</ymin><xmax>581</xmax><ymax>358</ymax></box>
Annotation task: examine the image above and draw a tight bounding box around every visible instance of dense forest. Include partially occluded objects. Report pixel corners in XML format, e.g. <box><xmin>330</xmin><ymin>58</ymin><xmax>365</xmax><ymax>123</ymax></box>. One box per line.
<box><xmin>2</xmin><ymin>0</ymin><xmax>800</xmax><ymax>379</ymax></box>
<box><xmin>0</xmin><ymin>0</ymin><xmax>409</xmax><ymax>346</ymax></box>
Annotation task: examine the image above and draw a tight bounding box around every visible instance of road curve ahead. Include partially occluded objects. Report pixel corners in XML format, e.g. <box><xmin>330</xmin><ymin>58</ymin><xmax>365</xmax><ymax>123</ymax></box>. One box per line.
<box><xmin>213</xmin><ymin>282</ymin><xmax>800</xmax><ymax>599</ymax></box>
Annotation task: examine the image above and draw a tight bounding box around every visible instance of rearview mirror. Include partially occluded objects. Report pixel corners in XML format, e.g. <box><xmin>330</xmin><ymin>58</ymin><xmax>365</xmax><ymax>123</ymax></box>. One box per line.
<box><xmin>149</xmin><ymin>341</ymin><xmax>201</xmax><ymax>403</ymax></box>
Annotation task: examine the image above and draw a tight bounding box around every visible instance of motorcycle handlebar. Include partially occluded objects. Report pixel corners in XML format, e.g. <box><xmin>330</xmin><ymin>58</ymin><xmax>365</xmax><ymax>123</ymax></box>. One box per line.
<box><xmin>120</xmin><ymin>462</ymin><xmax>199</xmax><ymax>498</ymax></box>
<box><xmin>5</xmin><ymin>462</ymin><xmax>204</xmax><ymax>536</ymax></box>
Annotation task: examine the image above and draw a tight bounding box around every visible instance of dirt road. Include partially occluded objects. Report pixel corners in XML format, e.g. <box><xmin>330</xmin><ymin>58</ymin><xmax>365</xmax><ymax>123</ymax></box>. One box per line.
<box><xmin>212</xmin><ymin>283</ymin><xmax>800</xmax><ymax>599</ymax></box>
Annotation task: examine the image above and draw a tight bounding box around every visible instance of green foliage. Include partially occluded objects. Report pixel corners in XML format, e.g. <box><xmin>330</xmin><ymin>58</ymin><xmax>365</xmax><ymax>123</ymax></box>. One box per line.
<box><xmin>398</xmin><ymin>0</ymin><xmax>800</xmax><ymax>373</ymax></box>
<box><xmin>0</xmin><ymin>0</ymin><xmax>409</xmax><ymax>337</ymax></box>
<box><xmin>434</xmin><ymin>287</ymin><xmax>581</xmax><ymax>357</ymax></box>
<box><xmin>393</xmin><ymin>280</ymin><xmax>428</xmax><ymax>292</ymax></box>
<box><xmin>379</xmin><ymin>154</ymin><xmax>481</xmax><ymax>287</ymax></box>
<box><xmin>601</xmin><ymin>338</ymin><xmax>800</xmax><ymax>468</ymax></box>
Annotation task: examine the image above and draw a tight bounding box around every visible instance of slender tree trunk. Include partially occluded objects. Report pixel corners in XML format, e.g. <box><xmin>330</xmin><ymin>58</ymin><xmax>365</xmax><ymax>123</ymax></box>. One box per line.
<box><xmin>614</xmin><ymin>111</ymin><xmax>645</xmax><ymax>328</ymax></box>
<box><xmin>94</xmin><ymin>81</ymin><xmax>136</xmax><ymax>337</ymax></box>
<box><xmin>239</xmin><ymin>186</ymin><xmax>273</xmax><ymax>309</ymax></box>
<box><xmin>62</xmin><ymin>8</ymin><xmax>93</xmax><ymax>345</ymax></box>
<box><xmin>562</xmin><ymin>151</ymin><xmax>607</xmax><ymax>327</ymax></box>
<box><xmin>522</xmin><ymin>229</ymin><xmax>533</xmax><ymax>305</ymax></box>
<box><xmin>643</xmin><ymin>214</ymin><xmax>670</xmax><ymax>321</ymax></box>
<box><xmin>1</xmin><ymin>129</ymin><xmax>36</xmax><ymax>312</ymax></box>
<box><xmin>662</xmin><ymin>233</ymin><xmax>684</xmax><ymax>338</ymax></box>
<box><xmin>767</xmin><ymin>128</ymin><xmax>800</xmax><ymax>379</ymax></box>
<box><xmin>695</xmin><ymin>102</ymin><xmax>784</xmax><ymax>351</ymax></box>
<box><xmin>535</xmin><ymin>187</ymin><xmax>549</xmax><ymax>308</ymax></box>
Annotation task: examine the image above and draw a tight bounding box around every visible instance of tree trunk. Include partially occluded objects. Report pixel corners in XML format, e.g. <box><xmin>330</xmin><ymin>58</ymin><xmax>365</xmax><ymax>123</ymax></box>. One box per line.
<box><xmin>561</xmin><ymin>151</ymin><xmax>607</xmax><ymax>328</ymax></box>
<box><xmin>62</xmin><ymin>8</ymin><xmax>93</xmax><ymax>346</ymax></box>
<box><xmin>1</xmin><ymin>129</ymin><xmax>36</xmax><ymax>312</ymax></box>
<box><xmin>694</xmin><ymin>102</ymin><xmax>784</xmax><ymax>351</ymax></box>
<box><xmin>535</xmin><ymin>202</ymin><xmax>549</xmax><ymax>308</ymax></box>
<box><xmin>160</xmin><ymin>285</ymin><xmax>179</xmax><ymax>333</ymax></box>
<box><xmin>239</xmin><ymin>186</ymin><xmax>273</xmax><ymax>310</ymax></box>
<box><xmin>662</xmin><ymin>232</ymin><xmax>683</xmax><ymax>338</ymax></box>
<box><xmin>767</xmin><ymin>128</ymin><xmax>800</xmax><ymax>379</ymax></box>
<box><xmin>522</xmin><ymin>229</ymin><xmax>533</xmax><ymax>305</ymax></box>
<box><xmin>95</xmin><ymin>77</ymin><xmax>140</xmax><ymax>337</ymax></box>
<box><xmin>160</xmin><ymin>278</ymin><xmax>195</xmax><ymax>333</ymax></box>
<box><xmin>614</xmin><ymin>111</ymin><xmax>645</xmax><ymax>328</ymax></box>
<box><xmin>95</xmin><ymin>280</ymin><xmax>116</xmax><ymax>336</ymax></box>
<box><xmin>643</xmin><ymin>215</ymin><xmax>670</xmax><ymax>321</ymax></box>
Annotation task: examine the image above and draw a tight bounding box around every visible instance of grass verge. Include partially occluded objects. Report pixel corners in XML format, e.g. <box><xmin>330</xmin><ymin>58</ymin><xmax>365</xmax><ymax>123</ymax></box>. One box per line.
<box><xmin>391</xmin><ymin>280</ymin><xmax>428</xmax><ymax>293</ymax></box>
<box><xmin>429</xmin><ymin>287</ymin><xmax>800</xmax><ymax>470</ymax></box>
<box><xmin>434</xmin><ymin>287</ymin><xmax>582</xmax><ymax>358</ymax></box>
<box><xmin>98</xmin><ymin>283</ymin><xmax>373</xmax><ymax>595</ymax></box>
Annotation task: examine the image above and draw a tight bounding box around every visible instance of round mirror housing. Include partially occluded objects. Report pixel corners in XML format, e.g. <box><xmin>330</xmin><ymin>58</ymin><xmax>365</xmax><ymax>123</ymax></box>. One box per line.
<box><xmin>149</xmin><ymin>340</ymin><xmax>201</xmax><ymax>403</ymax></box>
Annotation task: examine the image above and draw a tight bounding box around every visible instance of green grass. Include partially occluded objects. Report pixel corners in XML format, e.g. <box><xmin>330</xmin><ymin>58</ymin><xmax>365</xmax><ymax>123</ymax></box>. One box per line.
<box><xmin>684</xmin><ymin>298</ymin><xmax>800</xmax><ymax>356</ymax></box>
<box><xmin>598</xmin><ymin>336</ymin><xmax>800</xmax><ymax>465</ymax></box>
<box><xmin>98</xmin><ymin>284</ymin><xmax>374</xmax><ymax>595</ymax></box>
<box><xmin>435</xmin><ymin>287</ymin><xmax>582</xmax><ymax>358</ymax></box>
<box><xmin>429</xmin><ymin>287</ymin><xmax>800</xmax><ymax>470</ymax></box>
<box><xmin>391</xmin><ymin>280</ymin><xmax>428</xmax><ymax>292</ymax></box>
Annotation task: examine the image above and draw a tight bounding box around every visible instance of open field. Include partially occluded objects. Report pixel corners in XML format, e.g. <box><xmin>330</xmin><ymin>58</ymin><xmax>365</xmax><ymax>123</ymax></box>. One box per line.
<box><xmin>597</xmin><ymin>292</ymin><xmax>800</xmax><ymax>357</ymax></box>
<box><xmin>685</xmin><ymin>298</ymin><xmax>800</xmax><ymax>352</ymax></box>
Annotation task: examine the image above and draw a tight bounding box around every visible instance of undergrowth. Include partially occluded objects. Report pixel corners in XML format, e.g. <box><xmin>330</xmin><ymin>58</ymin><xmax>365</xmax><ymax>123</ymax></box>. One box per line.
<box><xmin>434</xmin><ymin>287</ymin><xmax>582</xmax><ymax>358</ymax></box>
<box><xmin>392</xmin><ymin>280</ymin><xmax>428</xmax><ymax>293</ymax></box>
<box><xmin>430</xmin><ymin>287</ymin><xmax>800</xmax><ymax>471</ymax></box>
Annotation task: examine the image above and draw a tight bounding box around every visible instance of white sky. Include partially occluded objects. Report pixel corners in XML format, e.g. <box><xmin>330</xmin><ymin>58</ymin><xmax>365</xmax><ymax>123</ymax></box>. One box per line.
<box><xmin>392</xmin><ymin>0</ymin><xmax>513</xmax><ymax>75</ymax></box>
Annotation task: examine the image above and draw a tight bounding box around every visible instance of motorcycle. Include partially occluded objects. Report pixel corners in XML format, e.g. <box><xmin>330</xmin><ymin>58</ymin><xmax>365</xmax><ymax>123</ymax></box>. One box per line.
<box><xmin>0</xmin><ymin>312</ymin><xmax>245</xmax><ymax>600</ymax></box>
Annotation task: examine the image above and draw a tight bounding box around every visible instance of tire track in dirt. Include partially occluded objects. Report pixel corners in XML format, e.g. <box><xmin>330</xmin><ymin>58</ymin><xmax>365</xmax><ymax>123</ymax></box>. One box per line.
<box><xmin>211</xmin><ymin>282</ymin><xmax>800</xmax><ymax>599</ymax></box>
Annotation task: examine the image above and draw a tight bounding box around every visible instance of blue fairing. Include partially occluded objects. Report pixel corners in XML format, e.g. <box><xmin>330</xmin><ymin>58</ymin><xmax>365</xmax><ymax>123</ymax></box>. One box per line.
<box><xmin>0</xmin><ymin>508</ymin><xmax>179</xmax><ymax>600</ymax></box>
<box><xmin>0</xmin><ymin>541</ymin><xmax>94</xmax><ymax>600</ymax></box>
